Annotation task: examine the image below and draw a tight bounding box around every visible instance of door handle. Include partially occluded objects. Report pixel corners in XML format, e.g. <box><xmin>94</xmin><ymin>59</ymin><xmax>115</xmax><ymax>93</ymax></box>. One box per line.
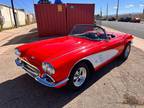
<box><xmin>102</xmin><ymin>46</ymin><xmax>107</xmax><ymax>49</ymax></box>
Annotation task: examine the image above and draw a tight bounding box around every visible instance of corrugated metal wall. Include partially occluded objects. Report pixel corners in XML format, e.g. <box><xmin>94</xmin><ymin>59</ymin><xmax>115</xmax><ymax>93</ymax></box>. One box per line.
<box><xmin>35</xmin><ymin>4</ymin><xmax>95</xmax><ymax>36</ymax></box>
<box><xmin>66</xmin><ymin>4</ymin><xmax>95</xmax><ymax>33</ymax></box>
<box><xmin>35</xmin><ymin>4</ymin><xmax>67</xmax><ymax>36</ymax></box>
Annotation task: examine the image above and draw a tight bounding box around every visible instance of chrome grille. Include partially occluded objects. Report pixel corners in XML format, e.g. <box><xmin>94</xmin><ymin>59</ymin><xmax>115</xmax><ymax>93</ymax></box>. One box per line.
<box><xmin>19</xmin><ymin>58</ymin><xmax>40</xmax><ymax>77</ymax></box>
<box><xmin>16</xmin><ymin>58</ymin><xmax>55</xmax><ymax>83</ymax></box>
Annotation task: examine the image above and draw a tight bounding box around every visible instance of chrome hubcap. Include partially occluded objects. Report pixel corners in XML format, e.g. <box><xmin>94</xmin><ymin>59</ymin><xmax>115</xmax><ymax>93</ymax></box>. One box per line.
<box><xmin>73</xmin><ymin>67</ymin><xmax>87</xmax><ymax>87</ymax></box>
<box><xmin>124</xmin><ymin>45</ymin><xmax>130</xmax><ymax>58</ymax></box>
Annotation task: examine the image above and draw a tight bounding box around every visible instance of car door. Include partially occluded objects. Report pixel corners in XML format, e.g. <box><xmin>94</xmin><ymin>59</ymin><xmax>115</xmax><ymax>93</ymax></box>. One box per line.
<box><xmin>103</xmin><ymin>34</ymin><xmax>125</xmax><ymax>55</ymax></box>
<box><xmin>86</xmin><ymin>34</ymin><xmax>124</xmax><ymax>69</ymax></box>
<box><xmin>91</xmin><ymin>34</ymin><xmax>124</xmax><ymax>69</ymax></box>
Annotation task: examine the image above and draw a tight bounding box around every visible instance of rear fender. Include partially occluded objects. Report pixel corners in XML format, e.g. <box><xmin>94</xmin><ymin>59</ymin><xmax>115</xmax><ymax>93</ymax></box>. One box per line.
<box><xmin>125</xmin><ymin>34</ymin><xmax>133</xmax><ymax>45</ymax></box>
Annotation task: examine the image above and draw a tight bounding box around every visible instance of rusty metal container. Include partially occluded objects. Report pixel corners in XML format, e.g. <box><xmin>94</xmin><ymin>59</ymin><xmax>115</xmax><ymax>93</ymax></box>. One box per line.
<box><xmin>35</xmin><ymin>4</ymin><xmax>67</xmax><ymax>36</ymax></box>
<box><xmin>35</xmin><ymin>3</ymin><xmax>95</xmax><ymax>36</ymax></box>
<box><xmin>66</xmin><ymin>3</ymin><xmax>95</xmax><ymax>33</ymax></box>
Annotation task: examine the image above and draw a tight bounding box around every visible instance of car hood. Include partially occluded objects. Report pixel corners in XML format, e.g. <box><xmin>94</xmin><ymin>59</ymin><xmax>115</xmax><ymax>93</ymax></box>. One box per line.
<box><xmin>23</xmin><ymin>36</ymin><xmax>96</xmax><ymax>63</ymax></box>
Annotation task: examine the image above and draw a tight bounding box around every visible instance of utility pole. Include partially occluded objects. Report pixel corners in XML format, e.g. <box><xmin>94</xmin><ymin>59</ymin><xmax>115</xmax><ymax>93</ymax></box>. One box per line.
<box><xmin>32</xmin><ymin>0</ymin><xmax>35</xmax><ymax>5</ymax></box>
<box><xmin>11</xmin><ymin>0</ymin><xmax>17</xmax><ymax>28</ymax></box>
<box><xmin>106</xmin><ymin>3</ymin><xmax>108</xmax><ymax>20</ymax></box>
<box><xmin>116</xmin><ymin>0</ymin><xmax>119</xmax><ymax>20</ymax></box>
<box><xmin>100</xmin><ymin>7</ymin><xmax>102</xmax><ymax>18</ymax></box>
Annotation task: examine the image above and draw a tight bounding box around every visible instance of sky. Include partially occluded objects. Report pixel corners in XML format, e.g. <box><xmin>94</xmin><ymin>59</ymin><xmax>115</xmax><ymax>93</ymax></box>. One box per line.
<box><xmin>0</xmin><ymin>0</ymin><xmax>144</xmax><ymax>15</ymax></box>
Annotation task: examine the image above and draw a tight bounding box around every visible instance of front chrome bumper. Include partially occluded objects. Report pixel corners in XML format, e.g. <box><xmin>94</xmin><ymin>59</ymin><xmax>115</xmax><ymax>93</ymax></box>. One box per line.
<box><xmin>15</xmin><ymin>58</ymin><xmax>68</xmax><ymax>88</ymax></box>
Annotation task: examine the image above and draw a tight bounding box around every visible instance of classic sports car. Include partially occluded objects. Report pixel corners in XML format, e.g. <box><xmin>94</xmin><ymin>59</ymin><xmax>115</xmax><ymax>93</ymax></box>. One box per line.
<box><xmin>15</xmin><ymin>24</ymin><xmax>133</xmax><ymax>89</ymax></box>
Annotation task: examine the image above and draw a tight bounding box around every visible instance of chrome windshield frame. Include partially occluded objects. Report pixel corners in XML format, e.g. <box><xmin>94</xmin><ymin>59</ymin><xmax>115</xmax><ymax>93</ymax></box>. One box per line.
<box><xmin>69</xmin><ymin>24</ymin><xmax>108</xmax><ymax>40</ymax></box>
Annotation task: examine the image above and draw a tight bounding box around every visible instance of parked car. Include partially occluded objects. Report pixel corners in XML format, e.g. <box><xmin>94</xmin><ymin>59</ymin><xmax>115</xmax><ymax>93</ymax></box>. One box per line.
<box><xmin>108</xmin><ymin>17</ymin><xmax>116</xmax><ymax>21</ymax></box>
<box><xmin>131</xmin><ymin>17</ymin><xmax>141</xmax><ymax>23</ymax></box>
<box><xmin>118</xmin><ymin>17</ymin><xmax>124</xmax><ymax>22</ymax></box>
<box><xmin>101</xmin><ymin>18</ymin><xmax>107</xmax><ymax>21</ymax></box>
<box><xmin>118</xmin><ymin>17</ymin><xmax>132</xmax><ymax>22</ymax></box>
<box><xmin>15</xmin><ymin>24</ymin><xmax>133</xmax><ymax>90</ymax></box>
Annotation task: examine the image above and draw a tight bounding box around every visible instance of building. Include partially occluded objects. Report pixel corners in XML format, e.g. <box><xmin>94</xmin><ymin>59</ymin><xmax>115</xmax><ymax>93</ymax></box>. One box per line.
<box><xmin>0</xmin><ymin>4</ymin><xmax>35</xmax><ymax>29</ymax></box>
<box><xmin>26</xmin><ymin>13</ymin><xmax>35</xmax><ymax>25</ymax></box>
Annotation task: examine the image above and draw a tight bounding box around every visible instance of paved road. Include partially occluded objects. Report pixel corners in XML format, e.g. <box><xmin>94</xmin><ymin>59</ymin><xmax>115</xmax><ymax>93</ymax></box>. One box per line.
<box><xmin>101</xmin><ymin>21</ymin><xmax>144</xmax><ymax>39</ymax></box>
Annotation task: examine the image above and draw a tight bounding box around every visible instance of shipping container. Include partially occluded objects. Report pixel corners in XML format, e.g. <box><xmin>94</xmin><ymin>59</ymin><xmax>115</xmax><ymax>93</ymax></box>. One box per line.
<box><xmin>35</xmin><ymin>3</ymin><xmax>95</xmax><ymax>36</ymax></box>
<box><xmin>66</xmin><ymin>4</ymin><xmax>95</xmax><ymax>33</ymax></box>
<box><xmin>35</xmin><ymin>4</ymin><xmax>67</xmax><ymax>36</ymax></box>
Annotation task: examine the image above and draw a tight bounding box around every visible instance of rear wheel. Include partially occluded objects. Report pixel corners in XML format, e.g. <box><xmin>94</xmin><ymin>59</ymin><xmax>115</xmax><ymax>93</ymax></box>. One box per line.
<box><xmin>68</xmin><ymin>62</ymin><xmax>90</xmax><ymax>90</ymax></box>
<box><xmin>121</xmin><ymin>43</ymin><xmax>131</xmax><ymax>60</ymax></box>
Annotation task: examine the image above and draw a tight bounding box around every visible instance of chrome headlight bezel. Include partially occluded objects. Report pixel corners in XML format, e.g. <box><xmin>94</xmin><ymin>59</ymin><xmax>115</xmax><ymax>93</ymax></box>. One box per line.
<box><xmin>42</xmin><ymin>62</ymin><xmax>55</xmax><ymax>75</ymax></box>
<box><xmin>15</xmin><ymin>49</ymin><xmax>21</xmax><ymax>56</ymax></box>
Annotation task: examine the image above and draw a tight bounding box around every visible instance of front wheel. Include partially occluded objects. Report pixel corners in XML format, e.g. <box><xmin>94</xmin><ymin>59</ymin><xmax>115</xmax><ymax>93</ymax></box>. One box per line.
<box><xmin>68</xmin><ymin>62</ymin><xmax>90</xmax><ymax>90</ymax></box>
<box><xmin>120</xmin><ymin>43</ymin><xmax>131</xmax><ymax>60</ymax></box>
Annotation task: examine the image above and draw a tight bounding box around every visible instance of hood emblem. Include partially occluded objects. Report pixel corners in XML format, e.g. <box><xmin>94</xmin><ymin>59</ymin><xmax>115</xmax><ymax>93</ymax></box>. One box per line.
<box><xmin>31</xmin><ymin>56</ymin><xmax>35</xmax><ymax>60</ymax></box>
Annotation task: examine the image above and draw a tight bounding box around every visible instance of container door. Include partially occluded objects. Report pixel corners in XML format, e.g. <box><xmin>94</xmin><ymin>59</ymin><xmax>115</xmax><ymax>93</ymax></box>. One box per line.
<box><xmin>66</xmin><ymin>4</ymin><xmax>95</xmax><ymax>34</ymax></box>
<box><xmin>35</xmin><ymin>4</ymin><xmax>67</xmax><ymax>36</ymax></box>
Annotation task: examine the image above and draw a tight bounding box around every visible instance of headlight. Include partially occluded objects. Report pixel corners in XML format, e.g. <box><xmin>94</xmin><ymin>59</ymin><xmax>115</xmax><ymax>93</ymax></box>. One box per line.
<box><xmin>42</xmin><ymin>62</ymin><xmax>55</xmax><ymax>75</ymax></box>
<box><xmin>15</xmin><ymin>49</ymin><xmax>21</xmax><ymax>56</ymax></box>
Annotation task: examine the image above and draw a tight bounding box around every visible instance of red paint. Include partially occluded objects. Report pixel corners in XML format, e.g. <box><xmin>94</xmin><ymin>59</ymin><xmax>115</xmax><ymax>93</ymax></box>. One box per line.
<box><xmin>35</xmin><ymin>4</ymin><xmax>67</xmax><ymax>36</ymax></box>
<box><xmin>16</xmin><ymin>31</ymin><xmax>133</xmax><ymax>87</ymax></box>
<box><xmin>35</xmin><ymin>4</ymin><xmax>95</xmax><ymax>36</ymax></box>
<box><xmin>66</xmin><ymin>4</ymin><xmax>95</xmax><ymax>33</ymax></box>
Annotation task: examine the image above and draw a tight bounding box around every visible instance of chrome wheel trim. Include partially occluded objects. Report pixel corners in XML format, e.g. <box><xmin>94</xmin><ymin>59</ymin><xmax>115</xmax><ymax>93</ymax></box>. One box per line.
<box><xmin>124</xmin><ymin>45</ymin><xmax>130</xmax><ymax>58</ymax></box>
<box><xmin>73</xmin><ymin>67</ymin><xmax>87</xmax><ymax>87</ymax></box>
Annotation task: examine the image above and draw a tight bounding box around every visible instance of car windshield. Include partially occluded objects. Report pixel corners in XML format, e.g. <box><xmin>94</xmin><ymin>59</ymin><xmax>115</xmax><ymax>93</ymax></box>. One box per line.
<box><xmin>69</xmin><ymin>24</ymin><xmax>107</xmax><ymax>40</ymax></box>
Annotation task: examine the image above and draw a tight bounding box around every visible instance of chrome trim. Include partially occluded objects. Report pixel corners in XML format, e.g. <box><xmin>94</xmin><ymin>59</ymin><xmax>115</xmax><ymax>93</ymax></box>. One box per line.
<box><xmin>35</xmin><ymin>77</ymin><xmax>69</xmax><ymax>88</ymax></box>
<box><xmin>42</xmin><ymin>73</ymin><xmax>55</xmax><ymax>83</ymax></box>
<box><xmin>15</xmin><ymin>58</ymin><xmax>69</xmax><ymax>88</ymax></box>
<box><xmin>15</xmin><ymin>49</ymin><xmax>21</xmax><ymax>56</ymax></box>
<box><xmin>68</xmin><ymin>49</ymin><xmax>119</xmax><ymax>78</ymax></box>
<box><xmin>23</xmin><ymin>66</ymin><xmax>39</xmax><ymax>77</ymax></box>
<box><xmin>18</xmin><ymin>57</ymin><xmax>39</xmax><ymax>71</ymax></box>
<box><xmin>73</xmin><ymin>67</ymin><xmax>87</xmax><ymax>87</ymax></box>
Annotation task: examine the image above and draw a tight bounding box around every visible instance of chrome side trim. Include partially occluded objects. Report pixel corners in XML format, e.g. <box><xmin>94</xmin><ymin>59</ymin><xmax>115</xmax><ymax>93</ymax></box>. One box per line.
<box><xmin>68</xmin><ymin>49</ymin><xmax>119</xmax><ymax>78</ymax></box>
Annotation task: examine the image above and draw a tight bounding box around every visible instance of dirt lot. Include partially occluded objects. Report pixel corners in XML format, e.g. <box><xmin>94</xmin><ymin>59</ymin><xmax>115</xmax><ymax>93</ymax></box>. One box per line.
<box><xmin>0</xmin><ymin>25</ymin><xmax>144</xmax><ymax>108</ymax></box>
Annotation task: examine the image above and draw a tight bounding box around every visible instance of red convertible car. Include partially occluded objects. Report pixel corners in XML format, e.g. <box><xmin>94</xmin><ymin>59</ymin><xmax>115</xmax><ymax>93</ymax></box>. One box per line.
<box><xmin>15</xmin><ymin>25</ymin><xmax>133</xmax><ymax>89</ymax></box>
